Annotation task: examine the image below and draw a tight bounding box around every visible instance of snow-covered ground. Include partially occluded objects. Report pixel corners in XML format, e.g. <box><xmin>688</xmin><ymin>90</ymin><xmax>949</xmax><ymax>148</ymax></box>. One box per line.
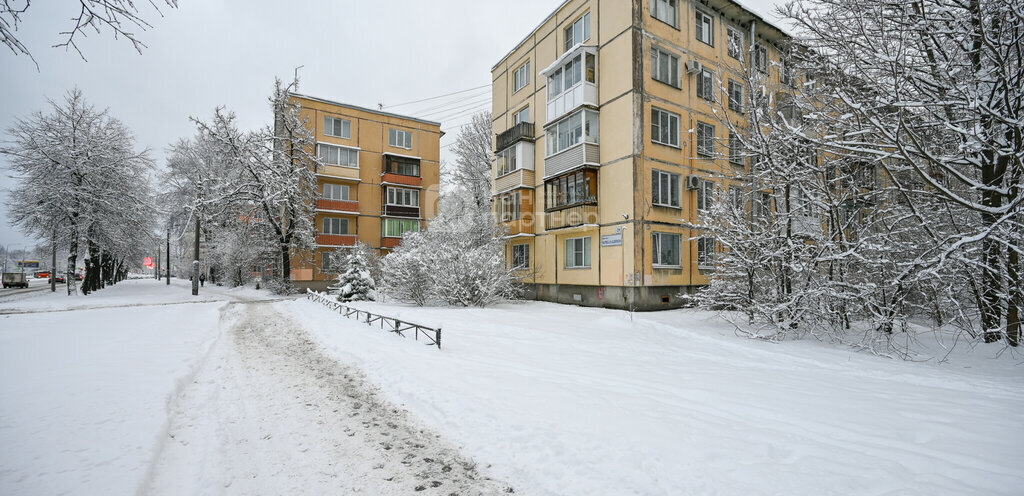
<box><xmin>283</xmin><ymin>297</ymin><xmax>1024</xmax><ymax>496</ymax></box>
<box><xmin>3</xmin><ymin>278</ymin><xmax>1021</xmax><ymax>495</ymax></box>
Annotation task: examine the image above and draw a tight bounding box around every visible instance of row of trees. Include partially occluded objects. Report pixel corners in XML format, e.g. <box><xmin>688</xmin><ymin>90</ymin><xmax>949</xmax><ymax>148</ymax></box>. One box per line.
<box><xmin>699</xmin><ymin>0</ymin><xmax>1022</xmax><ymax>350</ymax></box>
<box><xmin>2</xmin><ymin>89</ymin><xmax>152</xmax><ymax>294</ymax></box>
<box><xmin>162</xmin><ymin>78</ymin><xmax>319</xmax><ymax>294</ymax></box>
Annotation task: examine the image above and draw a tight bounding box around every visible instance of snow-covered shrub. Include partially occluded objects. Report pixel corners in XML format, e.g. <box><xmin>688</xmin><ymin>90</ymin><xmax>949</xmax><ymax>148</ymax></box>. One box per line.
<box><xmin>334</xmin><ymin>243</ymin><xmax>376</xmax><ymax>302</ymax></box>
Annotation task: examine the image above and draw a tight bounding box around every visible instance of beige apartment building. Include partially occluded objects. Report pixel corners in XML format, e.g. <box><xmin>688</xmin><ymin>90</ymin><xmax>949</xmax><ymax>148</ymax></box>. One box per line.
<box><xmin>286</xmin><ymin>93</ymin><xmax>442</xmax><ymax>290</ymax></box>
<box><xmin>491</xmin><ymin>0</ymin><xmax>791</xmax><ymax>309</ymax></box>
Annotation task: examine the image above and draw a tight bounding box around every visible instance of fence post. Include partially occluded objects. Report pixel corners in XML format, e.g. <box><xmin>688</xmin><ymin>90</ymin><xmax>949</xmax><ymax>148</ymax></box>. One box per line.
<box><xmin>436</xmin><ymin>328</ymin><xmax>441</xmax><ymax>349</ymax></box>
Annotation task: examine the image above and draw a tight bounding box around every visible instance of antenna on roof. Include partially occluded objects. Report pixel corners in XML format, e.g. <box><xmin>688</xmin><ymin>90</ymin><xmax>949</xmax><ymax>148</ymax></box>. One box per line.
<box><xmin>293</xmin><ymin>65</ymin><xmax>304</xmax><ymax>86</ymax></box>
<box><xmin>378</xmin><ymin>103</ymin><xmax>384</xmax><ymax>110</ymax></box>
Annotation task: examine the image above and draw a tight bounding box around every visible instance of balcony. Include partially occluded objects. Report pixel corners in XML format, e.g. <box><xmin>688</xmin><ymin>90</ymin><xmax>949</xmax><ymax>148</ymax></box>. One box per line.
<box><xmin>545</xmin><ymin>202</ymin><xmax>598</xmax><ymax>230</ymax></box>
<box><xmin>544</xmin><ymin>143</ymin><xmax>599</xmax><ymax>179</ymax></box>
<box><xmin>316</xmin><ymin>199</ymin><xmax>359</xmax><ymax>213</ymax></box>
<box><xmin>496</xmin><ymin>122</ymin><xmax>535</xmax><ymax>151</ymax></box>
<box><xmin>383</xmin><ymin>205</ymin><xmax>420</xmax><ymax>218</ymax></box>
<box><xmin>495</xmin><ymin>169</ymin><xmax>535</xmax><ymax>194</ymax></box>
<box><xmin>317</xmin><ymin>234</ymin><xmax>357</xmax><ymax>247</ymax></box>
<box><xmin>540</xmin><ymin>45</ymin><xmax>598</xmax><ymax>122</ymax></box>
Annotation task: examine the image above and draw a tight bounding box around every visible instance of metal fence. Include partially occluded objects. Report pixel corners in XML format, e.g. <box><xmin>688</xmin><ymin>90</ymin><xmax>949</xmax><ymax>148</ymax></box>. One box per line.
<box><xmin>306</xmin><ymin>289</ymin><xmax>441</xmax><ymax>349</ymax></box>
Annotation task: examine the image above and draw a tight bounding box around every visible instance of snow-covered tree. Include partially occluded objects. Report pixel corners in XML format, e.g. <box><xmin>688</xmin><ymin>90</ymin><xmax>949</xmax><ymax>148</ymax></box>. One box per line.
<box><xmin>2</xmin><ymin>88</ymin><xmax>152</xmax><ymax>295</ymax></box>
<box><xmin>1</xmin><ymin>0</ymin><xmax>178</xmax><ymax>64</ymax></box>
<box><xmin>334</xmin><ymin>242</ymin><xmax>376</xmax><ymax>302</ymax></box>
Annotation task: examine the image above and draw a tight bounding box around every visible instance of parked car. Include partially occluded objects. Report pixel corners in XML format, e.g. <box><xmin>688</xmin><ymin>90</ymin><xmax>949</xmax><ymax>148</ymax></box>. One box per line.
<box><xmin>75</xmin><ymin>273</ymin><xmax>84</xmax><ymax>281</ymax></box>
<box><xmin>2</xmin><ymin>272</ymin><xmax>29</xmax><ymax>289</ymax></box>
<box><xmin>49</xmin><ymin>275</ymin><xmax>66</xmax><ymax>284</ymax></box>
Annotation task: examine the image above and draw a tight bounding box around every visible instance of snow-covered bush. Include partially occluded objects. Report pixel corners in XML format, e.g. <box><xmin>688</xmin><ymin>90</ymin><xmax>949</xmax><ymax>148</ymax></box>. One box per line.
<box><xmin>334</xmin><ymin>243</ymin><xmax>376</xmax><ymax>302</ymax></box>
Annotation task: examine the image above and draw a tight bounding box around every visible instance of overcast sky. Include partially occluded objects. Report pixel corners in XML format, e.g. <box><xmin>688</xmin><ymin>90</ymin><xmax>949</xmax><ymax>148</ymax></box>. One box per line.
<box><xmin>0</xmin><ymin>0</ymin><xmax>781</xmax><ymax>249</ymax></box>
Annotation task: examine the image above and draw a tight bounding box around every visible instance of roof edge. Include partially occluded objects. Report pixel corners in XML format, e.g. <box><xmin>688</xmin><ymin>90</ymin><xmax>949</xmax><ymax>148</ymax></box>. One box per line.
<box><xmin>288</xmin><ymin>92</ymin><xmax>443</xmax><ymax>128</ymax></box>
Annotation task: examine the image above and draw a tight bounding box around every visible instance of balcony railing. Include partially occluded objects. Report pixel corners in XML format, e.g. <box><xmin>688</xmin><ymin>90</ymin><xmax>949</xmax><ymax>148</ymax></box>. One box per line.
<box><xmin>317</xmin><ymin>234</ymin><xmax>357</xmax><ymax>246</ymax></box>
<box><xmin>316</xmin><ymin>199</ymin><xmax>359</xmax><ymax>212</ymax></box>
<box><xmin>496</xmin><ymin>122</ymin><xmax>535</xmax><ymax>151</ymax></box>
<box><xmin>545</xmin><ymin>202</ymin><xmax>598</xmax><ymax>230</ymax></box>
<box><xmin>383</xmin><ymin>204</ymin><xmax>420</xmax><ymax>218</ymax></box>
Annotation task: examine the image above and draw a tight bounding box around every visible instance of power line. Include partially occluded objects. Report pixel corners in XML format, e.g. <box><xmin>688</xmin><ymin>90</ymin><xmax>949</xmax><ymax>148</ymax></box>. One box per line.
<box><xmin>402</xmin><ymin>88</ymin><xmax>491</xmax><ymax>116</ymax></box>
<box><xmin>381</xmin><ymin>84</ymin><xmax>491</xmax><ymax>110</ymax></box>
<box><xmin>416</xmin><ymin>96</ymin><xmax>492</xmax><ymax>120</ymax></box>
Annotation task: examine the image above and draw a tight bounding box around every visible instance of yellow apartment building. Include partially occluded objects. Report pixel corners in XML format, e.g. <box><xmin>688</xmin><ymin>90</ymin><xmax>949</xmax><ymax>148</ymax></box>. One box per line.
<box><xmin>286</xmin><ymin>93</ymin><xmax>442</xmax><ymax>290</ymax></box>
<box><xmin>491</xmin><ymin>0</ymin><xmax>791</xmax><ymax>309</ymax></box>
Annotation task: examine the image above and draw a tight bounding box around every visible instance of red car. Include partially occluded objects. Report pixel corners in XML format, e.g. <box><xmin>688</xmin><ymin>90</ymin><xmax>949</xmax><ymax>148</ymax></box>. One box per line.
<box><xmin>49</xmin><ymin>275</ymin><xmax>66</xmax><ymax>284</ymax></box>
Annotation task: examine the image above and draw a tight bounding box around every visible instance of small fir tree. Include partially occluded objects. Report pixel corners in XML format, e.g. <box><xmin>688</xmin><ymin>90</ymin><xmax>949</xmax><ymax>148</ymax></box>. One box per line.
<box><xmin>336</xmin><ymin>243</ymin><xmax>376</xmax><ymax>302</ymax></box>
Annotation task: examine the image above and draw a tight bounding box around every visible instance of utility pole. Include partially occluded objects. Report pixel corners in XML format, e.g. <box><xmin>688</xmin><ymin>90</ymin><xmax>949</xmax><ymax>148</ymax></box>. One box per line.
<box><xmin>166</xmin><ymin>228</ymin><xmax>171</xmax><ymax>285</ymax></box>
<box><xmin>50</xmin><ymin>229</ymin><xmax>57</xmax><ymax>292</ymax></box>
<box><xmin>192</xmin><ymin>216</ymin><xmax>200</xmax><ymax>296</ymax></box>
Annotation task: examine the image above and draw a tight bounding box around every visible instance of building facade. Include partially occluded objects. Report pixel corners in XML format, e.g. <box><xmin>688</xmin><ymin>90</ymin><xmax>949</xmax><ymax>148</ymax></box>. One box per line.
<box><xmin>287</xmin><ymin>93</ymin><xmax>442</xmax><ymax>290</ymax></box>
<box><xmin>491</xmin><ymin>0</ymin><xmax>790</xmax><ymax>310</ymax></box>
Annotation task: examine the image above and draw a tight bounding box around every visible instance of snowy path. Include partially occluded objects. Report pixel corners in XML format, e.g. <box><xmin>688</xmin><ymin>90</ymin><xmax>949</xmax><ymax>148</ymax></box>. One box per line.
<box><xmin>145</xmin><ymin>301</ymin><xmax>511</xmax><ymax>495</ymax></box>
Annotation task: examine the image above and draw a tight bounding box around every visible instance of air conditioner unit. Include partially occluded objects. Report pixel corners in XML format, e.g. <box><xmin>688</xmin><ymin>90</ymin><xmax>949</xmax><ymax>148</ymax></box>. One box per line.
<box><xmin>685</xmin><ymin>175</ymin><xmax>702</xmax><ymax>190</ymax></box>
<box><xmin>685</xmin><ymin>59</ymin><xmax>703</xmax><ymax>74</ymax></box>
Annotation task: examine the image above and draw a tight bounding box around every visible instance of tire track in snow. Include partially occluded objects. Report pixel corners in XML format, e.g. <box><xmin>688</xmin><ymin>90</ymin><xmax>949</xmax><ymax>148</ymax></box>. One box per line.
<box><xmin>144</xmin><ymin>301</ymin><xmax>511</xmax><ymax>495</ymax></box>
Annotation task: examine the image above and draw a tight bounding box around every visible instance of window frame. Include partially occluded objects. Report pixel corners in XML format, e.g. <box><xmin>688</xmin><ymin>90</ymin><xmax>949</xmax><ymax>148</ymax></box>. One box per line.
<box><xmin>695</xmin><ymin>9</ymin><xmax>714</xmax><ymax>46</ymax></box>
<box><xmin>323</xmin><ymin>116</ymin><xmax>352</xmax><ymax>139</ymax></box>
<box><xmin>651</xmin><ymin>0</ymin><xmax>678</xmax><ymax>28</ymax></box>
<box><xmin>727</xmin><ymin>26</ymin><xmax>744</xmax><ymax>60</ymax></box>
<box><xmin>545</xmin><ymin>109</ymin><xmax>599</xmax><ymax>157</ymax></box>
<box><xmin>323</xmin><ymin>183</ymin><xmax>350</xmax><ymax>201</ymax></box>
<box><xmin>696</xmin><ymin>178</ymin><xmax>715</xmax><ymax>213</ymax></box>
<box><xmin>652</xmin><ymin>232</ymin><xmax>682</xmax><ymax>267</ymax></box>
<box><xmin>696</xmin><ymin>67</ymin><xmax>715</xmax><ymax>101</ymax></box>
<box><xmin>564</xmin><ymin>12</ymin><xmax>591</xmax><ymax>53</ymax></box>
<box><xmin>696</xmin><ymin>121</ymin><xmax>716</xmax><ymax>158</ymax></box>
<box><xmin>317</xmin><ymin>143</ymin><xmax>359</xmax><ymax>168</ymax></box>
<box><xmin>728</xmin><ymin>133</ymin><xmax>745</xmax><ymax>166</ymax></box>
<box><xmin>728</xmin><ymin>79</ymin><xmax>744</xmax><ymax>112</ymax></box>
<box><xmin>388</xmin><ymin>128</ymin><xmax>413</xmax><ymax>149</ymax></box>
<box><xmin>652</xmin><ymin>169</ymin><xmax>681</xmax><ymax>208</ymax></box>
<box><xmin>513</xmin><ymin>106</ymin><xmax>530</xmax><ymax>125</ymax></box>
<box><xmin>512</xmin><ymin>244</ymin><xmax>530</xmax><ymax>269</ymax></box>
<box><xmin>697</xmin><ymin>237</ymin><xmax>716</xmax><ymax>268</ymax></box>
<box><xmin>322</xmin><ymin>217</ymin><xmax>349</xmax><ymax>235</ymax></box>
<box><xmin>385</xmin><ymin>187</ymin><xmax>420</xmax><ymax>207</ymax></box>
<box><xmin>513</xmin><ymin>61</ymin><xmax>531</xmax><ymax>93</ymax></box>
<box><xmin>650</xmin><ymin>46</ymin><xmax>681</xmax><ymax>88</ymax></box>
<box><xmin>754</xmin><ymin>44</ymin><xmax>768</xmax><ymax>73</ymax></box>
<box><xmin>383</xmin><ymin>218</ymin><xmax>420</xmax><ymax>238</ymax></box>
<box><xmin>565</xmin><ymin>236</ymin><xmax>592</xmax><ymax>269</ymax></box>
<box><xmin>651</xmin><ymin>107</ymin><xmax>681</xmax><ymax>148</ymax></box>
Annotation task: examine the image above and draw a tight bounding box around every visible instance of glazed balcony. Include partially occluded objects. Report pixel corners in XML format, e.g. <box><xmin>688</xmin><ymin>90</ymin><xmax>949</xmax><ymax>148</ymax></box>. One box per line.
<box><xmin>544</xmin><ymin>143</ymin><xmax>600</xmax><ymax>179</ymax></box>
<box><xmin>383</xmin><ymin>205</ymin><xmax>420</xmax><ymax>218</ymax></box>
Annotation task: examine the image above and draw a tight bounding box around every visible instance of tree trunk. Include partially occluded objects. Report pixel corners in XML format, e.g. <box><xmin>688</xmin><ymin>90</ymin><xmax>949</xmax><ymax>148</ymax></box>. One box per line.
<box><xmin>166</xmin><ymin>228</ymin><xmax>171</xmax><ymax>285</ymax></box>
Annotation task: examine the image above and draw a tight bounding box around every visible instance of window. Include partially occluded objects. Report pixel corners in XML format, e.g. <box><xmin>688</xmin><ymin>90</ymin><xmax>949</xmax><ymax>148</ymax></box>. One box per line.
<box><xmin>383</xmin><ymin>218</ymin><xmax>420</xmax><ymax>237</ymax></box>
<box><xmin>323</xmin><ymin>184</ymin><xmax>350</xmax><ymax>201</ymax></box>
<box><xmin>564</xmin><ymin>12</ymin><xmax>591</xmax><ymax>52</ymax></box>
<box><xmin>323</xmin><ymin>218</ymin><xmax>349</xmax><ymax>235</ymax></box>
<box><xmin>498</xmin><ymin>191</ymin><xmax>522</xmax><ymax>221</ymax></box>
<box><xmin>513</xmin><ymin>106</ymin><xmax>530</xmax><ymax>125</ymax></box>
<box><xmin>651</xmin><ymin>47</ymin><xmax>680</xmax><ymax>87</ymax></box>
<box><xmin>695</xmin><ymin>10</ymin><xmax>714</xmax><ymax>46</ymax></box>
<box><xmin>512</xmin><ymin>244</ymin><xmax>530</xmax><ymax>269</ymax></box>
<box><xmin>728</xmin><ymin>80</ymin><xmax>744</xmax><ymax>112</ymax></box>
<box><xmin>385</xmin><ymin>156</ymin><xmax>420</xmax><ymax>176</ymax></box>
<box><xmin>565</xmin><ymin>237</ymin><xmax>591</xmax><ymax>268</ymax></box>
<box><xmin>545</xmin><ymin>109</ymin><xmax>599</xmax><ymax>156</ymax></box>
<box><xmin>513</xmin><ymin>61</ymin><xmax>531</xmax><ymax>92</ymax></box>
<box><xmin>317</xmin><ymin>143</ymin><xmax>359</xmax><ymax>168</ymax></box>
<box><xmin>545</xmin><ymin>170</ymin><xmax>596</xmax><ymax>209</ymax></box>
<box><xmin>727</xmin><ymin>27</ymin><xmax>744</xmax><ymax>59</ymax></box>
<box><xmin>696</xmin><ymin>179</ymin><xmax>715</xmax><ymax>212</ymax></box>
<box><xmin>729</xmin><ymin>133</ymin><xmax>744</xmax><ymax>166</ymax></box>
<box><xmin>754</xmin><ymin>44</ymin><xmax>767</xmax><ymax>73</ymax></box>
<box><xmin>755</xmin><ymin>191</ymin><xmax>772</xmax><ymax>220</ymax></box>
<box><xmin>697</xmin><ymin>122</ymin><xmax>716</xmax><ymax>157</ymax></box>
<box><xmin>651</xmin><ymin>107</ymin><xmax>680</xmax><ymax>147</ymax></box>
<box><xmin>321</xmin><ymin>252</ymin><xmax>345</xmax><ymax>273</ymax></box>
<box><xmin>497</xmin><ymin>145</ymin><xmax>518</xmax><ymax>176</ymax></box>
<box><xmin>730</xmin><ymin>186</ymin><xmax>745</xmax><ymax>211</ymax></box>
<box><xmin>324</xmin><ymin>116</ymin><xmax>351</xmax><ymax>139</ymax></box>
<box><xmin>651</xmin><ymin>0</ymin><xmax>677</xmax><ymax>27</ymax></box>
<box><xmin>547</xmin><ymin>53</ymin><xmax>596</xmax><ymax>101</ymax></box>
<box><xmin>386</xmin><ymin>187</ymin><xmax>420</xmax><ymax>207</ymax></box>
<box><xmin>389</xmin><ymin>128</ymin><xmax>413</xmax><ymax>149</ymax></box>
<box><xmin>652</xmin><ymin>232</ymin><xmax>681</xmax><ymax>267</ymax></box>
<box><xmin>697</xmin><ymin>237</ymin><xmax>716</xmax><ymax>267</ymax></box>
<box><xmin>696</xmin><ymin>67</ymin><xmax>715</xmax><ymax>101</ymax></box>
<box><xmin>653</xmin><ymin>170</ymin><xmax>681</xmax><ymax>207</ymax></box>
<box><xmin>780</xmin><ymin>58</ymin><xmax>794</xmax><ymax>86</ymax></box>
